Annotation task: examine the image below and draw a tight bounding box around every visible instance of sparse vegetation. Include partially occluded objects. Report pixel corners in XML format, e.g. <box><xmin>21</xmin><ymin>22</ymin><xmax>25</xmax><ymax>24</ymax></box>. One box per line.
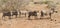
<box><xmin>0</xmin><ymin>0</ymin><xmax>59</xmax><ymax>12</ymax></box>
<box><xmin>0</xmin><ymin>0</ymin><xmax>31</xmax><ymax>12</ymax></box>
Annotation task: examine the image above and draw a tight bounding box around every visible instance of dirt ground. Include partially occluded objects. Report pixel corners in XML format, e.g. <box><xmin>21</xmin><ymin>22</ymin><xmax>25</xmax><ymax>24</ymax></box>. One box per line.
<box><xmin>0</xmin><ymin>5</ymin><xmax>60</xmax><ymax>28</ymax></box>
<box><xmin>0</xmin><ymin>16</ymin><xmax>60</xmax><ymax>28</ymax></box>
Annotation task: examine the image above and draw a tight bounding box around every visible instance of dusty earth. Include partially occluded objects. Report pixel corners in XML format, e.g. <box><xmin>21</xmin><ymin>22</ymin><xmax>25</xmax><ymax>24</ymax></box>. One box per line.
<box><xmin>0</xmin><ymin>5</ymin><xmax>60</xmax><ymax>28</ymax></box>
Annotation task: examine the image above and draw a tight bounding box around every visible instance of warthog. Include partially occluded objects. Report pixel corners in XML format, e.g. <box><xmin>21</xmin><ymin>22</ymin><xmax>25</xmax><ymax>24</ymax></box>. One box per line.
<box><xmin>28</xmin><ymin>11</ymin><xmax>37</xmax><ymax>20</ymax></box>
